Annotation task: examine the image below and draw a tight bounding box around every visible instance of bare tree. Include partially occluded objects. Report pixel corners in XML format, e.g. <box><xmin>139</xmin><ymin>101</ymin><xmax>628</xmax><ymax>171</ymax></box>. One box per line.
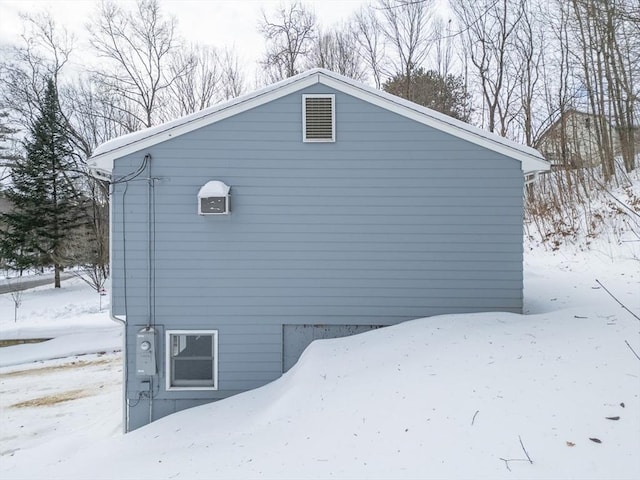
<box><xmin>220</xmin><ymin>48</ymin><xmax>246</xmax><ymax>100</ymax></box>
<box><xmin>433</xmin><ymin>17</ymin><xmax>454</xmax><ymax>78</ymax></box>
<box><xmin>72</xmin><ymin>184</ymin><xmax>109</xmax><ymax>310</ymax></box>
<box><xmin>0</xmin><ymin>12</ymin><xmax>74</xmax><ymax>130</ymax></box>
<box><xmin>0</xmin><ymin>15</ymin><xmax>127</xmax><ymax>160</ymax></box>
<box><xmin>259</xmin><ymin>2</ymin><xmax>317</xmax><ymax>81</ymax></box>
<box><xmin>512</xmin><ymin>1</ymin><xmax>545</xmax><ymax>146</ymax></box>
<box><xmin>166</xmin><ymin>45</ymin><xmax>220</xmax><ymax>117</ymax></box>
<box><xmin>536</xmin><ymin>0</ymin><xmax>577</xmax><ymax>169</ymax></box>
<box><xmin>88</xmin><ymin>0</ymin><xmax>188</xmax><ymax>128</ymax></box>
<box><xmin>569</xmin><ymin>0</ymin><xmax>617</xmax><ymax>179</ymax></box>
<box><xmin>378</xmin><ymin>0</ymin><xmax>435</xmax><ymax>98</ymax></box>
<box><xmin>353</xmin><ymin>5</ymin><xmax>387</xmax><ymax>88</ymax></box>
<box><xmin>306</xmin><ymin>25</ymin><xmax>366</xmax><ymax>80</ymax></box>
<box><xmin>452</xmin><ymin>0</ymin><xmax>524</xmax><ymax>135</ymax></box>
<box><xmin>65</xmin><ymin>79</ymin><xmax>139</xmax><ymax>149</ymax></box>
<box><xmin>0</xmin><ymin>12</ymin><xmax>94</xmax><ymax>177</ymax></box>
<box><xmin>9</xmin><ymin>278</ymin><xmax>24</xmax><ymax>322</ymax></box>
<box><xmin>601</xmin><ymin>0</ymin><xmax>637</xmax><ymax>173</ymax></box>
<box><xmin>0</xmin><ymin>111</ymin><xmax>20</xmax><ymax>182</ymax></box>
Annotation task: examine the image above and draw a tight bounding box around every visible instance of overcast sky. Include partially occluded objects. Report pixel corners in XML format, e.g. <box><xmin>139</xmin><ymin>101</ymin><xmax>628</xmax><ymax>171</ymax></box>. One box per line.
<box><xmin>0</xmin><ymin>0</ymin><xmax>369</xmax><ymax>82</ymax></box>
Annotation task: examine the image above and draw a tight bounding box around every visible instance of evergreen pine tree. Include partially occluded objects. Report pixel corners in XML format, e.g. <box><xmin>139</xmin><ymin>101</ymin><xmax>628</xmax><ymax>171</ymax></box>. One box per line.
<box><xmin>0</xmin><ymin>79</ymin><xmax>82</xmax><ymax>287</ymax></box>
<box><xmin>383</xmin><ymin>68</ymin><xmax>472</xmax><ymax>122</ymax></box>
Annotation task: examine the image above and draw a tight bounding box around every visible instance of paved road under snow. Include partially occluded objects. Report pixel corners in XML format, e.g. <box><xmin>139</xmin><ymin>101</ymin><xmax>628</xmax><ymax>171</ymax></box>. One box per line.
<box><xmin>0</xmin><ymin>273</ymin><xmax>73</xmax><ymax>294</ymax></box>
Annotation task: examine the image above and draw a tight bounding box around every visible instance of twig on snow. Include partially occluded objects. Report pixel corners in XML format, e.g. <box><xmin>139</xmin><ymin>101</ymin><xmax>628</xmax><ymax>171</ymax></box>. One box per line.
<box><xmin>499</xmin><ymin>458</ymin><xmax>512</xmax><ymax>472</ymax></box>
<box><xmin>499</xmin><ymin>457</ymin><xmax>531</xmax><ymax>472</ymax></box>
<box><xmin>499</xmin><ymin>436</ymin><xmax>534</xmax><ymax>471</ymax></box>
<box><xmin>625</xmin><ymin>340</ymin><xmax>640</xmax><ymax>362</ymax></box>
<box><xmin>471</xmin><ymin>410</ymin><xmax>479</xmax><ymax>426</ymax></box>
<box><xmin>595</xmin><ymin>279</ymin><xmax>640</xmax><ymax>322</ymax></box>
<box><xmin>519</xmin><ymin>435</ymin><xmax>533</xmax><ymax>464</ymax></box>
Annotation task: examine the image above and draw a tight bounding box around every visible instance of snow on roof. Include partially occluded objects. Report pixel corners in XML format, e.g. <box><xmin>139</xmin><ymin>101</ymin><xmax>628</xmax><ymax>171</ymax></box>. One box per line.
<box><xmin>89</xmin><ymin>68</ymin><xmax>550</xmax><ymax>176</ymax></box>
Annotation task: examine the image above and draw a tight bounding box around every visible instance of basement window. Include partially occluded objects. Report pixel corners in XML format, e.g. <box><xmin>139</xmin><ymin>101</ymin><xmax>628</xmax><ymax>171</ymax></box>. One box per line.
<box><xmin>303</xmin><ymin>94</ymin><xmax>335</xmax><ymax>142</ymax></box>
<box><xmin>165</xmin><ymin>330</ymin><xmax>218</xmax><ymax>391</ymax></box>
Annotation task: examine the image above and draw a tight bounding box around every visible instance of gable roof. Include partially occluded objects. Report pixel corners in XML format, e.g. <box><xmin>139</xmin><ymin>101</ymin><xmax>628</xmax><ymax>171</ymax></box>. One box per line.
<box><xmin>88</xmin><ymin>68</ymin><xmax>549</xmax><ymax>177</ymax></box>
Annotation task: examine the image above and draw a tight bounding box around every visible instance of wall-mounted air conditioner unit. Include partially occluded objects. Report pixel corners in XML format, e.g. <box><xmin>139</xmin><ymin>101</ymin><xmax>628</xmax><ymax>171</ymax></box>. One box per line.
<box><xmin>198</xmin><ymin>181</ymin><xmax>230</xmax><ymax>215</ymax></box>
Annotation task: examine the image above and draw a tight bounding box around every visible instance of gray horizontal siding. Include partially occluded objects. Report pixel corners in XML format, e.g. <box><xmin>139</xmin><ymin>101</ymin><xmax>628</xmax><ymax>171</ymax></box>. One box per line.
<box><xmin>125</xmin><ymin>323</ymin><xmax>282</xmax><ymax>401</ymax></box>
<box><xmin>114</xmin><ymin>234</ymin><xmax>521</xmax><ymax>247</ymax></box>
<box><xmin>122</xmin><ymin>296</ymin><xmax>522</xmax><ymax>309</ymax></box>
<box><xmin>115</xmin><ymin>269</ymin><xmax>521</xmax><ymax>281</ymax></box>
<box><xmin>126</xmin><ymin>310</ymin><xmax>500</xmax><ymax>326</ymax></box>
<box><xmin>122</xmin><ymin>196</ymin><xmax>518</xmax><ymax>209</ymax></box>
<box><xmin>113</xmin><ymin>83</ymin><xmax>525</xmax><ymax>428</ymax></box>
<box><xmin>117</xmin><ymin>234</ymin><xmax>521</xmax><ymax>246</ymax></box>
<box><xmin>116</xmin><ymin>260</ymin><xmax>521</xmax><ymax>274</ymax></box>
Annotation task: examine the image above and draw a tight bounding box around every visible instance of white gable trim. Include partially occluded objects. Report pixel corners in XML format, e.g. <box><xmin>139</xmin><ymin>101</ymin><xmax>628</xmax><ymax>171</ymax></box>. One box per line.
<box><xmin>316</xmin><ymin>75</ymin><xmax>548</xmax><ymax>174</ymax></box>
<box><xmin>89</xmin><ymin>69</ymin><xmax>549</xmax><ymax>176</ymax></box>
<box><xmin>89</xmin><ymin>73</ymin><xmax>321</xmax><ymax>176</ymax></box>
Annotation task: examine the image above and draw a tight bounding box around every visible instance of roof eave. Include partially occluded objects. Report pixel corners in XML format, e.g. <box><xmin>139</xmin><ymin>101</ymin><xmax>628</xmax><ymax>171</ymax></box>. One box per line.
<box><xmin>88</xmin><ymin>70</ymin><xmax>324</xmax><ymax>175</ymax></box>
<box><xmin>89</xmin><ymin>68</ymin><xmax>550</xmax><ymax>176</ymax></box>
<box><xmin>315</xmin><ymin>73</ymin><xmax>550</xmax><ymax>174</ymax></box>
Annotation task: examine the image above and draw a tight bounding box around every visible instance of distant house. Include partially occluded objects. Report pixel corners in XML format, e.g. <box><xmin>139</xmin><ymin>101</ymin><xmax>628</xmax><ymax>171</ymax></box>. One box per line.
<box><xmin>537</xmin><ymin>109</ymin><xmax>619</xmax><ymax>168</ymax></box>
<box><xmin>89</xmin><ymin>69</ymin><xmax>550</xmax><ymax>431</ymax></box>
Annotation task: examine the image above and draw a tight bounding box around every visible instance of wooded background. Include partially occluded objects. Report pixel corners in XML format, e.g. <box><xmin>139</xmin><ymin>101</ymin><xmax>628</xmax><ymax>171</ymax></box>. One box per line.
<box><xmin>1</xmin><ymin>0</ymin><xmax>638</xmax><ymax>287</ymax></box>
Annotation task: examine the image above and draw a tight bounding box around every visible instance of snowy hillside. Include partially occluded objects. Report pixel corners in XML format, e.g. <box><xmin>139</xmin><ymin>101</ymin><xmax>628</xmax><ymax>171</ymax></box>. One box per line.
<box><xmin>525</xmin><ymin>160</ymin><xmax>640</xmax><ymax>253</ymax></box>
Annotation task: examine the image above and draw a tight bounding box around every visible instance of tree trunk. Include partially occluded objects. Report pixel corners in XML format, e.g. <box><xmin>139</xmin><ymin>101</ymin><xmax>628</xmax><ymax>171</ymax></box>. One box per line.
<box><xmin>54</xmin><ymin>264</ymin><xmax>61</xmax><ymax>288</ymax></box>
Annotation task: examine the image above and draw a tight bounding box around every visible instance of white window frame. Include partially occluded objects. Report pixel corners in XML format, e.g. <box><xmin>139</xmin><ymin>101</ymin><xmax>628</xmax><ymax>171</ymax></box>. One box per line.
<box><xmin>302</xmin><ymin>94</ymin><xmax>335</xmax><ymax>143</ymax></box>
<box><xmin>165</xmin><ymin>330</ymin><xmax>218</xmax><ymax>391</ymax></box>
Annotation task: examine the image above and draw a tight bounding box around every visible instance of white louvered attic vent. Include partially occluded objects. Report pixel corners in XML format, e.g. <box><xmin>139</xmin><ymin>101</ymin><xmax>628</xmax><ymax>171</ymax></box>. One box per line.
<box><xmin>303</xmin><ymin>94</ymin><xmax>335</xmax><ymax>142</ymax></box>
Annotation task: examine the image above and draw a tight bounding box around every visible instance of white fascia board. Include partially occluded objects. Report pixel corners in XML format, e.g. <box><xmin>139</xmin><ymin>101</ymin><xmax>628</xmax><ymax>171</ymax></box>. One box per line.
<box><xmin>89</xmin><ymin>73</ymin><xmax>321</xmax><ymax>174</ymax></box>
<box><xmin>89</xmin><ymin>68</ymin><xmax>550</xmax><ymax>176</ymax></box>
<box><xmin>316</xmin><ymin>73</ymin><xmax>550</xmax><ymax>174</ymax></box>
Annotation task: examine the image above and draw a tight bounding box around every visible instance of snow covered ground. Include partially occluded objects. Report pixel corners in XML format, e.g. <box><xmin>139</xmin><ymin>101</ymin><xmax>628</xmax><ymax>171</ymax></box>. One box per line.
<box><xmin>0</xmin><ymin>243</ymin><xmax>638</xmax><ymax>479</ymax></box>
<box><xmin>0</xmin><ymin>276</ymin><xmax>122</xmax><ymax>462</ymax></box>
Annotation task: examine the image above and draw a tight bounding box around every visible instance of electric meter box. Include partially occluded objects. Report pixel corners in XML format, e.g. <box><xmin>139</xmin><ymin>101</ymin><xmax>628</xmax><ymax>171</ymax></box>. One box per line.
<box><xmin>136</xmin><ymin>327</ymin><xmax>157</xmax><ymax>376</ymax></box>
<box><xmin>198</xmin><ymin>181</ymin><xmax>230</xmax><ymax>215</ymax></box>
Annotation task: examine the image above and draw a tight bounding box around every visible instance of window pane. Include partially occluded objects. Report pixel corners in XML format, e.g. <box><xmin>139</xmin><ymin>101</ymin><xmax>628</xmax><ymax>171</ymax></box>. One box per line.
<box><xmin>172</xmin><ymin>334</ymin><xmax>212</xmax><ymax>358</ymax></box>
<box><xmin>173</xmin><ymin>359</ymin><xmax>213</xmax><ymax>381</ymax></box>
<box><xmin>167</xmin><ymin>331</ymin><xmax>217</xmax><ymax>389</ymax></box>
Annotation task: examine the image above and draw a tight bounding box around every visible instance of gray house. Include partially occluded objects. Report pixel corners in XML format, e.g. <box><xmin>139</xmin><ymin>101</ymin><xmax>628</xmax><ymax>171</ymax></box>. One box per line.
<box><xmin>89</xmin><ymin>69</ymin><xmax>549</xmax><ymax>431</ymax></box>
